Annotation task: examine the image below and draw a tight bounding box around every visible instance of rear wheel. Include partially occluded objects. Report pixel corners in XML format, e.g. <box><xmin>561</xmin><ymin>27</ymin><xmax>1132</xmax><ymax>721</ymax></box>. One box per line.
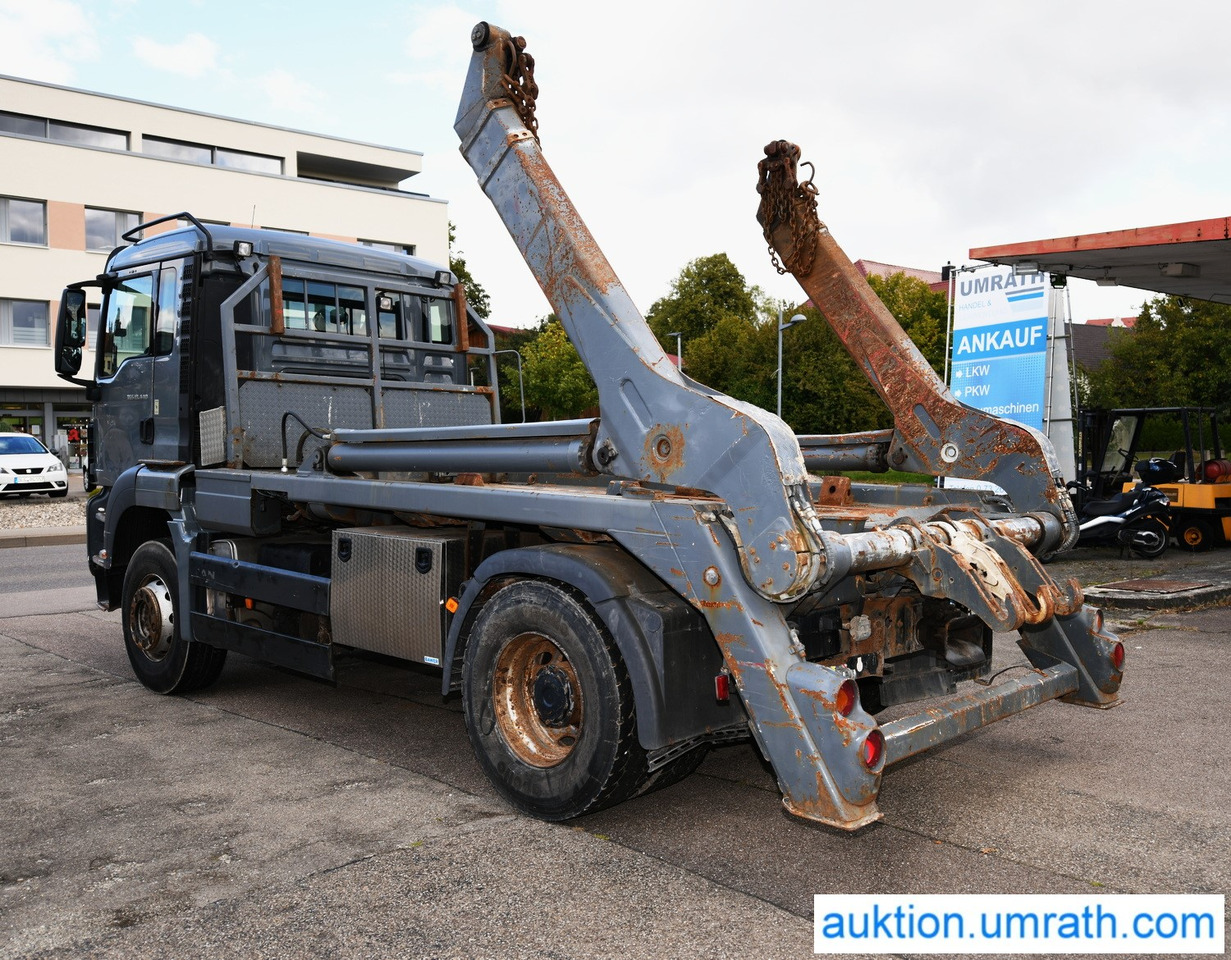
<box><xmin>462</xmin><ymin>580</ymin><xmax>647</xmax><ymax>820</ymax></box>
<box><xmin>1178</xmin><ymin>518</ymin><xmax>1216</xmax><ymax>552</ymax></box>
<box><xmin>122</xmin><ymin>540</ymin><xmax>227</xmax><ymax>694</ymax></box>
<box><xmin>1125</xmin><ymin>517</ymin><xmax>1169</xmax><ymax>558</ymax></box>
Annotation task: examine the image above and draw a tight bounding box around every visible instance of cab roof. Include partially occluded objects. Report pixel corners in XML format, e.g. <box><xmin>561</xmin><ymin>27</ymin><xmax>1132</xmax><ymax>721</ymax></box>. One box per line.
<box><xmin>106</xmin><ymin>222</ymin><xmax>451</xmax><ymax>285</ymax></box>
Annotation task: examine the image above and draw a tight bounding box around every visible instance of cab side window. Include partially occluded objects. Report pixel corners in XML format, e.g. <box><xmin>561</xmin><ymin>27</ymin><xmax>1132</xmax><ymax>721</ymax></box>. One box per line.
<box><xmin>153</xmin><ymin>266</ymin><xmax>178</xmax><ymax>355</ymax></box>
<box><xmin>98</xmin><ymin>269</ymin><xmax>179</xmax><ymax>378</ymax></box>
<box><xmin>100</xmin><ymin>274</ymin><xmax>154</xmax><ymax>378</ymax></box>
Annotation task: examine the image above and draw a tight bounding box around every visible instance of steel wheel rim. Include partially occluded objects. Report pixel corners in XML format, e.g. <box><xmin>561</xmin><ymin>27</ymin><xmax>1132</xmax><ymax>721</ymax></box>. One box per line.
<box><xmin>492</xmin><ymin>632</ymin><xmax>583</xmax><ymax>768</ymax></box>
<box><xmin>129</xmin><ymin>574</ymin><xmax>175</xmax><ymax>662</ymax></box>
<box><xmin>1183</xmin><ymin>527</ymin><xmax>1204</xmax><ymax>547</ymax></box>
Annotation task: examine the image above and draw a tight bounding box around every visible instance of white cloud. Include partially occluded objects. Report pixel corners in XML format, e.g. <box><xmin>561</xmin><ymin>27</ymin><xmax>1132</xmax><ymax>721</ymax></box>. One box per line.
<box><xmin>131</xmin><ymin>32</ymin><xmax>219</xmax><ymax>78</ymax></box>
<box><xmin>0</xmin><ymin>0</ymin><xmax>99</xmax><ymax>83</ymax></box>
<box><xmin>255</xmin><ymin>69</ymin><xmax>329</xmax><ymax>122</ymax></box>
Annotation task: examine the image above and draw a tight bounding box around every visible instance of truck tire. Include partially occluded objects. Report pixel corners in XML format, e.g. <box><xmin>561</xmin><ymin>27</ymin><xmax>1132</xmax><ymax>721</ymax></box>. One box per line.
<box><xmin>122</xmin><ymin>540</ymin><xmax>227</xmax><ymax>695</ymax></box>
<box><xmin>462</xmin><ymin>580</ymin><xmax>648</xmax><ymax>820</ymax></box>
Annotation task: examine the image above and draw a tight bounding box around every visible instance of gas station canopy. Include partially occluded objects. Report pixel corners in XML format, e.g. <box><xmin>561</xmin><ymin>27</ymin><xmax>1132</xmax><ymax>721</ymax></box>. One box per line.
<box><xmin>971</xmin><ymin>216</ymin><xmax>1231</xmax><ymax>304</ymax></box>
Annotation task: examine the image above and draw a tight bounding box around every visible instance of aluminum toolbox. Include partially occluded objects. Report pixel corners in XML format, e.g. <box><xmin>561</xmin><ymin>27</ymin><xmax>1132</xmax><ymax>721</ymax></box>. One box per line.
<box><xmin>329</xmin><ymin>527</ymin><xmax>465</xmax><ymax>665</ymax></box>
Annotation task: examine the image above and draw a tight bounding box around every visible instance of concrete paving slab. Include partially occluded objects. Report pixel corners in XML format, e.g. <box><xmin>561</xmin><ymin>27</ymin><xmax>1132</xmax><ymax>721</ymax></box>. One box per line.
<box><xmin>4</xmin><ymin>553</ymin><xmax>1230</xmax><ymax>957</ymax></box>
<box><xmin>0</xmin><ymin>638</ymin><xmax>811</xmax><ymax>960</ymax></box>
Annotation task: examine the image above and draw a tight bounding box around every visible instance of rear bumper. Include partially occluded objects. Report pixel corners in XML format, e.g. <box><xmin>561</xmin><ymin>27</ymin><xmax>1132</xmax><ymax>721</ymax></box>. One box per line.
<box><xmin>881</xmin><ymin>662</ymin><xmax>1084</xmax><ymax>767</ymax></box>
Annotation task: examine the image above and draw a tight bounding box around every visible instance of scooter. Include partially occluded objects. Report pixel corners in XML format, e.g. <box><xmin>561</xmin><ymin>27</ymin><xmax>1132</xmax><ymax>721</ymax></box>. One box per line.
<box><xmin>1067</xmin><ymin>458</ymin><xmax>1176</xmax><ymax>558</ymax></box>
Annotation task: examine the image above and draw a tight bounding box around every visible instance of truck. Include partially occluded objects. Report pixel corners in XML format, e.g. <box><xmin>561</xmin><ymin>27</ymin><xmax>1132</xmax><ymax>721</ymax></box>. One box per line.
<box><xmin>52</xmin><ymin>22</ymin><xmax>1123</xmax><ymax>831</ymax></box>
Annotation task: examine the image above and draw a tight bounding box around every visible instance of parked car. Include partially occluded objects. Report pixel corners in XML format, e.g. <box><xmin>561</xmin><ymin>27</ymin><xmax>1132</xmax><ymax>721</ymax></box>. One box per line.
<box><xmin>0</xmin><ymin>432</ymin><xmax>69</xmax><ymax>498</ymax></box>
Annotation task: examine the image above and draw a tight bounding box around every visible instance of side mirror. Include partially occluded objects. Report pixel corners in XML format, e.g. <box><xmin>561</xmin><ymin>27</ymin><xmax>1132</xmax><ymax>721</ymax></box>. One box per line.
<box><xmin>55</xmin><ymin>289</ymin><xmax>88</xmax><ymax>377</ymax></box>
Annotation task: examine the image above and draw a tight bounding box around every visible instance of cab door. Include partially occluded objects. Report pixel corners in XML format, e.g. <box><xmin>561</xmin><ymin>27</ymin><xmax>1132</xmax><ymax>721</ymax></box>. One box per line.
<box><xmin>93</xmin><ymin>268</ymin><xmax>179</xmax><ymax>485</ymax></box>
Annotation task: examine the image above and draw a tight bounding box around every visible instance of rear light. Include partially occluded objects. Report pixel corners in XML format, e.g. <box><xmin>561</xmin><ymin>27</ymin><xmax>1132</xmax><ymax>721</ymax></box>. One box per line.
<box><xmin>834</xmin><ymin>678</ymin><xmax>858</xmax><ymax>717</ymax></box>
<box><xmin>714</xmin><ymin>673</ymin><xmax>730</xmax><ymax>702</ymax></box>
<box><xmin>861</xmin><ymin>729</ymin><xmax>885</xmax><ymax>769</ymax></box>
<box><xmin>1110</xmin><ymin>641</ymin><xmax>1125</xmax><ymax>670</ymax></box>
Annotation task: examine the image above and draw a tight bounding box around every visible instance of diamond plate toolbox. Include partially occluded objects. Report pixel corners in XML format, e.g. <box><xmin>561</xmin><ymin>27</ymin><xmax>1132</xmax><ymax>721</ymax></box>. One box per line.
<box><xmin>329</xmin><ymin>527</ymin><xmax>465</xmax><ymax>664</ymax></box>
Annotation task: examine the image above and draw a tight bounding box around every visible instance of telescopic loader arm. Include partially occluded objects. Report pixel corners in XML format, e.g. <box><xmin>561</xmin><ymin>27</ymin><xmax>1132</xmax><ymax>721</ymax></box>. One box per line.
<box><xmin>455</xmin><ymin>22</ymin><xmax>832</xmax><ymax>603</ymax></box>
<box><xmin>453</xmin><ymin>23</ymin><xmax>1121</xmax><ymax>830</ymax></box>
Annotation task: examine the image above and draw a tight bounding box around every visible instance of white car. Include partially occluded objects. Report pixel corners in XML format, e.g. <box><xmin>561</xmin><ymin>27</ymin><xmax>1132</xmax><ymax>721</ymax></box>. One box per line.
<box><xmin>0</xmin><ymin>432</ymin><xmax>69</xmax><ymax>499</ymax></box>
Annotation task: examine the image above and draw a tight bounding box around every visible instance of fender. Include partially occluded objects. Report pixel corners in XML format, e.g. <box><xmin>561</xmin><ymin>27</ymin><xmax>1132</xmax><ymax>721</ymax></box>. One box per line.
<box><xmin>88</xmin><ymin>464</ymin><xmax>195</xmax><ymax>609</ymax></box>
<box><xmin>442</xmin><ymin>543</ymin><xmax>748</xmax><ymax>753</ymax></box>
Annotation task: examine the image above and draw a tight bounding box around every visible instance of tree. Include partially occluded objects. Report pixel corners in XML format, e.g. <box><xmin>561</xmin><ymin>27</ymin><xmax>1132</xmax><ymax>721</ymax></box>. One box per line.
<box><xmin>683</xmin><ymin>313</ymin><xmax>772</xmax><ymax>410</ymax></box>
<box><xmin>645</xmin><ymin>253</ymin><xmax>760</xmax><ymax>346</ymax></box>
<box><xmin>489</xmin><ymin>324</ymin><xmax>541</xmax><ymax>423</ymax></box>
<box><xmin>863</xmin><ymin>272</ymin><xmax>948</xmax><ymax>375</ymax></box>
<box><xmin>448</xmin><ymin>222</ymin><xmax>491</xmax><ymax>319</ymax></box>
<box><xmin>1086</xmin><ymin>296</ymin><xmax>1231</xmax><ymax>411</ymax></box>
<box><xmin>521</xmin><ymin>315</ymin><xmax>597</xmax><ymax>419</ymax></box>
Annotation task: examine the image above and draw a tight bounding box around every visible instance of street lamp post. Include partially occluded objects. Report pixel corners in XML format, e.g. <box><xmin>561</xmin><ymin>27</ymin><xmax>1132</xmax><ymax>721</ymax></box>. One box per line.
<box><xmin>776</xmin><ymin>309</ymin><xmax>807</xmax><ymax>420</ymax></box>
<box><xmin>494</xmin><ymin>349</ymin><xmax>526</xmax><ymax>422</ymax></box>
<box><xmin>666</xmin><ymin>331</ymin><xmax>683</xmax><ymax>370</ymax></box>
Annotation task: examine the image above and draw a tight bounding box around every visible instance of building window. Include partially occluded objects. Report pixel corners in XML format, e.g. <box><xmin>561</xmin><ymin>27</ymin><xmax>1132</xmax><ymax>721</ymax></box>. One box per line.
<box><xmin>86</xmin><ymin>208</ymin><xmax>141</xmax><ymax>252</ymax></box>
<box><xmin>360</xmin><ymin>239</ymin><xmax>416</xmax><ymax>256</ymax></box>
<box><xmin>142</xmin><ymin>135</ymin><xmax>211</xmax><ymax>164</ymax></box>
<box><xmin>47</xmin><ymin>120</ymin><xmax>128</xmax><ymax>150</ymax></box>
<box><xmin>0</xmin><ymin>299</ymin><xmax>50</xmax><ymax>347</ymax></box>
<box><xmin>0</xmin><ymin>111</ymin><xmax>44</xmax><ymax>137</ymax></box>
<box><xmin>0</xmin><ymin>197</ymin><xmax>46</xmax><ymax>245</ymax></box>
<box><xmin>215</xmin><ymin>148</ymin><xmax>282</xmax><ymax>174</ymax></box>
<box><xmin>0</xmin><ymin>111</ymin><xmax>127</xmax><ymax>150</ymax></box>
<box><xmin>143</xmin><ymin>136</ymin><xmax>282</xmax><ymax>174</ymax></box>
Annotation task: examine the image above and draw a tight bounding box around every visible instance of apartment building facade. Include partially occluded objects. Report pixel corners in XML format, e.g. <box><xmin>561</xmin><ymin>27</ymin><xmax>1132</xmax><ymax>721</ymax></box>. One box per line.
<box><xmin>0</xmin><ymin>74</ymin><xmax>448</xmax><ymax>462</ymax></box>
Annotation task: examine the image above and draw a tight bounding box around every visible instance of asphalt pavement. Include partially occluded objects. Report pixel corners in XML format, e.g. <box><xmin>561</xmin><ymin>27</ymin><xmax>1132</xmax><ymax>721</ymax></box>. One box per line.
<box><xmin>2</xmin><ymin>542</ymin><xmax>1229</xmax><ymax>958</ymax></box>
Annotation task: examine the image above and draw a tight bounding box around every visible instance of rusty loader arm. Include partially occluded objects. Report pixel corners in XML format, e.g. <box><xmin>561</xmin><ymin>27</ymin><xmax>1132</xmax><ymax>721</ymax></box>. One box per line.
<box><xmin>454</xmin><ymin>24</ymin><xmax>1122</xmax><ymax>830</ymax></box>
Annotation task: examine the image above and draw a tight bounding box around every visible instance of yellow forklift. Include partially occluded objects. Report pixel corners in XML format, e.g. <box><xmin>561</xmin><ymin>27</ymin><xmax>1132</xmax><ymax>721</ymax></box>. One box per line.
<box><xmin>1076</xmin><ymin>407</ymin><xmax>1231</xmax><ymax>550</ymax></box>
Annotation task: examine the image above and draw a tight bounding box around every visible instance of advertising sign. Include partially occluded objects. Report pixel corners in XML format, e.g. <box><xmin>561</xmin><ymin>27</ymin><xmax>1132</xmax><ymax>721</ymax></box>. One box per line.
<box><xmin>950</xmin><ymin>265</ymin><xmax>1048</xmax><ymax>430</ymax></box>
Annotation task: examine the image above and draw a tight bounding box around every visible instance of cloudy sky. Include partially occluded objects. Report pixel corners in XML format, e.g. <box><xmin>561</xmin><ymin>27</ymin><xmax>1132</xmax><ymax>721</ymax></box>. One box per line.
<box><xmin>4</xmin><ymin>0</ymin><xmax>1230</xmax><ymax>328</ymax></box>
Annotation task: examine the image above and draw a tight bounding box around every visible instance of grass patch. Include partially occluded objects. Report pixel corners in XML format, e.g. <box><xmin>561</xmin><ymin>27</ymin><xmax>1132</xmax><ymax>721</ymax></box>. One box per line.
<box><xmin>839</xmin><ymin>470</ymin><xmax>935</xmax><ymax>485</ymax></box>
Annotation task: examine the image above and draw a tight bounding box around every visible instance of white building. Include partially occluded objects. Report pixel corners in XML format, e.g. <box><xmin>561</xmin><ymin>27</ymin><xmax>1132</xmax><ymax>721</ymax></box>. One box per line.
<box><xmin>0</xmin><ymin>74</ymin><xmax>448</xmax><ymax>457</ymax></box>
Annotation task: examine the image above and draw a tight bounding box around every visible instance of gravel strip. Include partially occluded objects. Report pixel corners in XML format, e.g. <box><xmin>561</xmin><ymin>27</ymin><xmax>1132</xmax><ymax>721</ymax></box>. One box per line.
<box><xmin>0</xmin><ymin>495</ymin><xmax>88</xmax><ymax>529</ymax></box>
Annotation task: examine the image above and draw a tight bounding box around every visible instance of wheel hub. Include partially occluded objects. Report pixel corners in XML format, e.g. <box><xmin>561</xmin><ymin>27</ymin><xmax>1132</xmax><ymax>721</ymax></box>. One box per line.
<box><xmin>491</xmin><ymin>633</ymin><xmax>583</xmax><ymax>768</ymax></box>
<box><xmin>130</xmin><ymin>576</ymin><xmax>175</xmax><ymax>662</ymax></box>
<box><xmin>532</xmin><ymin>666</ymin><xmax>575</xmax><ymax>727</ymax></box>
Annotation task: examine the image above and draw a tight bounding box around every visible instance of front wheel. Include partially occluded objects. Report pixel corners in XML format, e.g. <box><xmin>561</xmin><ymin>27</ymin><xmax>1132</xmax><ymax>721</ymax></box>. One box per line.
<box><xmin>122</xmin><ymin>540</ymin><xmax>227</xmax><ymax>694</ymax></box>
<box><xmin>462</xmin><ymin>580</ymin><xmax>648</xmax><ymax>820</ymax></box>
<box><xmin>1125</xmin><ymin>517</ymin><xmax>1169</xmax><ymax>559</ymax></box>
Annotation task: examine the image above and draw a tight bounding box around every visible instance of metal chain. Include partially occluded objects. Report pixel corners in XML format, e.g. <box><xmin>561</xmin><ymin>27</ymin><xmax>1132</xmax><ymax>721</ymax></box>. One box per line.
<box><xmin>756</xmin><ymin>140</ymin><xmax>821</xmax><ymax>276</ymax></box>
<box><xmin>499</xmin><ymin>35</ymin><xmax>539</xmax><ymax>142</ymax></box>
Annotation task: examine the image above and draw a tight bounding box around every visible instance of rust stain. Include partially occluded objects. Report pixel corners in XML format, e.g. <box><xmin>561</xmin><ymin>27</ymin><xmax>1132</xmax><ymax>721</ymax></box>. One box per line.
<box><xmin>817</xmin><ymin>475</ymin><xmax>852</xmax><ymax>506</ymax></box>
<box><xmin>640</xmin><ymin>423</ymin><xmax>686</xmax><ymax>483</ymax></box>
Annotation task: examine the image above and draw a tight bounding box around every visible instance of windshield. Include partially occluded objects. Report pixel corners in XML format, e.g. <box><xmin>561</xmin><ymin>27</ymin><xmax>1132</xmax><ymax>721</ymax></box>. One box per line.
<box><xmin>0</xmin><ymin>435</ymin><xmax>49</xmax><ymax>455</ymax></box>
